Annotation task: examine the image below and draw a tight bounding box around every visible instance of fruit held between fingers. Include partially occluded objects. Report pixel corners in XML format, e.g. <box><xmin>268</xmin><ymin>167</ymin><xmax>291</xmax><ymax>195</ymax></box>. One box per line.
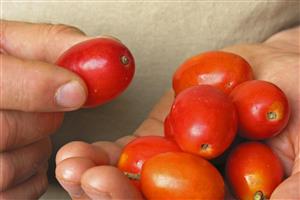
<box><xmin>56</xmin><ymin>38</ymin><xmax>135</xmax><ymax>107</ymax></box>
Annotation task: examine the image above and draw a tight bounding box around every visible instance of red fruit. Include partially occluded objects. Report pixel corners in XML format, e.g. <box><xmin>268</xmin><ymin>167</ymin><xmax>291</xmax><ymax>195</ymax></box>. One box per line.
<box><xmin>226</xmin><ymin>142</ymin><xmax>284</xmax><ymax>200</ymax></box>
<box><xmin>141</xmin><ymin>152</ymin><xmax>225</xmax><ymax>200</ymax></box>
<box><xmin>164</xmin><ymin>114</ymin><xmax>174</xmax><ymax>139</ymax></box>
<box><xmin>170</xmin><ymin>85</ymin><xmax>237</xmax><ymax>159</ymax></box>
<box><xmin>173</xmin><ymin>51</ymin><xmax>253</xmax><ymax>95</ymax></box>
<box><xmin>117</xmin><ymin>136</ymin><xmax>181</xmax><ymax>189</ymax></box>
<box><xmin>56</xmin><ymin>38</ymin><xmax>135</xmax><ymax>107</ymax></box>
<box><xmin>230</xmin><ymin>80</ymin><xmax>290</xmax><ymax>139</ymax></box>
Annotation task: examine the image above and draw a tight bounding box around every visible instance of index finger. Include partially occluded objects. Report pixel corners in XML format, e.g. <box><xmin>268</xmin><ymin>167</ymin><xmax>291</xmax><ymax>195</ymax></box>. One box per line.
<box><xmin>0</xmin><ymin>20</ymin><xmax>91</xmax><ymax>63</ymax></box>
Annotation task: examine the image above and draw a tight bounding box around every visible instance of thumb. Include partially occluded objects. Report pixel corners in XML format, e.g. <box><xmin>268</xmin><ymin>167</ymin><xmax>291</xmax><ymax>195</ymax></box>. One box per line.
<box><xmin>1</xmin><ymin>54</ymin><xmax>87</xmax><ymax>111</ymax></box>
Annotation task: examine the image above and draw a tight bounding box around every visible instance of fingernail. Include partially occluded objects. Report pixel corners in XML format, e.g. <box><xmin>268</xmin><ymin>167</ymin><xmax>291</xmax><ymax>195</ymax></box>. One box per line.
<box><xmin>55</xmin><ymin>81</ymin><xmax>86</xmax><ymax>109</ymax></box>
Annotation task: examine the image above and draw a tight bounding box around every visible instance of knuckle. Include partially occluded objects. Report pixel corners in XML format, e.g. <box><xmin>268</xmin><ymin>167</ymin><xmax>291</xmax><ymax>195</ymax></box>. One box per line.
<box><xmin>0</xmin><ymin>55</ymin><xmax>34</xmax><ymax>111</ymax></box>
<box><xmin>39</xmin><ymin>113</ymin><xmax>64</xmax><ymax>137</ymax></box>
<box><xmin>0</xmin><ymin>153</ymin><xmax>15</xmax><ymax>192</ymax></box>
<box><xmin>51</xmin><ymin>112</ymin><xmax>64</xmax><ymax>132</ymax></box>
<box><xmin>40</xmin><ymin>137</ymin><xmax>52</xmax><ymax>161</ymax></box>
<box><xmin>44</xmin><ymin>23</ymin><xmax>85</xmax><ymax>37</ymax></box>
<box><xmin>33</xmin><ymin>173</ymin><xmax>48</xmax><ymax>198</ymax></box>
<box><xmin>1</xmin><ymin>112</ymin><xmax>63</xmax><ymax>151</ymax></box>
<box><xmin>23</xmin><ymin>69</ymin><xmax>51</xmax><ymax>111</ymax></box>
<box><xmin>0</xmin><ymin>112</ymin><xmax>18</xmax><ymax>152</ymax></box>
<box><xmin>30</xmin><ymin>151</ymin><xmax>51</xmax><ymax>175</ymax></box>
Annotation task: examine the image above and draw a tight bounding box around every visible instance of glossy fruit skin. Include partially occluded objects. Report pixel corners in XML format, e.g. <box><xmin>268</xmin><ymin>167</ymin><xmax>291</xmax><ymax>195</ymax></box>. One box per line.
<box><xmin>117</xmin><ymin>136</ymin><xmax>181</xmax><ymax>189</ymax></box>
<box><xmin>226</xmin><ymin>142</ymin><xmax>284</xmax><ymax>200</ymax></box>
<box><xmin>164</xmin><ymin>114</ymin><xmax>174</xmax><ymax>139</ymax></box>
<box><xmin>230</xmin><ymin>80</ymin><xmax>290</xmax><ymax>140</ymax></box>
<box><xmin>141</xmin><ymin>152</ymin><xmax>225</xmax><ymax>200</ymax></box>
<box><xmin>170</xmin><ymin>85</ymin><xmax>237</xmax><ymax>159</ymax></box>
<box><xmin>56</xmin><ymin>38</ymin><xmax>135</xmax><ymax>107</ymax></box>
<box><xmin>173</xmin><ymin>51</ymin><xmax>253</xmax><ymax>95</ymax></box>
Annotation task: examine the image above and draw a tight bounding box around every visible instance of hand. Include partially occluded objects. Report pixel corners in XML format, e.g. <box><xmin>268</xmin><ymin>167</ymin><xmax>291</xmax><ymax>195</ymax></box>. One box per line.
<box><xmin>223</xmin><ymin>27</ymin><xmax>300</xmax><ymax>199</ymax></box>
<box><xmin>0</xmin><ymin>20</ymin><xmax>89</xmax><ymax>199</ymax></box>
<box><xmin>55</xmin><ymin>26</ymin><xmax>299</xmax><ymax>200</ymax></box>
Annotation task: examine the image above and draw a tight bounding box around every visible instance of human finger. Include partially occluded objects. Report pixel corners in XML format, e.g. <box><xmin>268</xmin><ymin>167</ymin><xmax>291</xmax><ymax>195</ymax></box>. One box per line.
<box><xmin>56</xmin><ymin>157</ymin><xmax>95</xmax><ymax>199</ymax></box>
<box><xmin>0</xmin><ymin>137</ymin><xmax>51</xmax><ymax>191</ymax></box>
<box><xmin>81</xmin><ymin>166</ymin><xmax>143</xmax><ymax>200</ymax></box>
<box><xmin>0</xmin><ymin>111</ymin><xmax>63</xmax><ymax>152</ymax></box>
<box><xmin>0</xmin><ymin>165</ymin><xmax>48</xmax><ymax>200</ymax></box>
<box><xmin>1</xmin><ymin>20</ymin><xmax>89</xmax><ymax>63</ymax></box>
<box><xmin>1</xmin><ymin>54</ymin><xmax>87</xmax><ymax>111</ymax></box>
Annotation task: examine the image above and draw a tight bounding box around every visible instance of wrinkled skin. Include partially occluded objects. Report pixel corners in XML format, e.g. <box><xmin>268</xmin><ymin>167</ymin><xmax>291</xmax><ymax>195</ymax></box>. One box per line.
<box><xmin>56</xmin><ymin>27</ymin><xmax>299</xmax><ymax>199</ymax></box>
<box><xmin>0</xmin><ymin>20</ymin><xmax>91</xmax><ymax>199</ymax></box>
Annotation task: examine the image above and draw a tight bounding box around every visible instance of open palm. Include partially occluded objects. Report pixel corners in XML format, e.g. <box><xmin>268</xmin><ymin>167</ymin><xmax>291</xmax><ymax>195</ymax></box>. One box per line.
<box><xmin>55</xmin><ymin>27</ymin><xmax>299</xmax><ymax>200</ymax></box>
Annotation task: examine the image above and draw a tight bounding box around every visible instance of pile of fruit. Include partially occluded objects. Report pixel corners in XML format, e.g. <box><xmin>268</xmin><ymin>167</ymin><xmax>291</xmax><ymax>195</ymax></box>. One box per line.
<box><xmin>118</xmin><ymin>51</ymin><xmax>290</xmax><ymax>200</ymax></box>
<box><xmin>57</xmin><ymin>38</ymin><xmax>290</xmax><ymax>200</ymax></box>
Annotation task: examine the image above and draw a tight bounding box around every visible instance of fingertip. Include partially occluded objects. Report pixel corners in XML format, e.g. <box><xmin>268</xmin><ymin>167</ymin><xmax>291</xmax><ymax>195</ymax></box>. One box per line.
<box><xmin>92</xmin><ymin>141</ymin><xmax>123</xmax><ymax>165</ymax></box>
<box><xmin>81</xmin><ymin>166</ymin><xmax>142</xmax><ymax>199</ymax></box>
<box><xmin>56</xmin><ymin>141</ymin><xmax>109</xmax><ymax>165</ymax></box>
<box><xmin>55</xmin><ymin>157</ymin><xmax>95</xmax><ymax>198</ymax></box>
<box><xmin>56</xmin><ymin>141</ymin><xmax>87</xmax><ymax>164</ymax></box>
<box><xmin>56</xmin><ymin>157</ymin><xmax>95</xmax><ymax>182</ymax></box>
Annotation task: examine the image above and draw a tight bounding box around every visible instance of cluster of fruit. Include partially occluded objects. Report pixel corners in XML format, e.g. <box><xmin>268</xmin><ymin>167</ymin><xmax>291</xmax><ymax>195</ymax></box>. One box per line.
<box><xmin>56</xmin><ymin>38</ymin><xmax>290</xmax><ymax>200</ymax></box>
<box><xmin>118</xmin><ymin>51</ymin><xmax>290</xmax><ymax>200</ymax></box>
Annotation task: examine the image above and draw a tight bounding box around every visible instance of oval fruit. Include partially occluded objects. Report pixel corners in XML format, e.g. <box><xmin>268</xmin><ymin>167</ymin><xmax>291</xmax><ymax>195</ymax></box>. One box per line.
<box><xmin>170</xmin><ymin>85</ymin><xmax>237</xmax><ymax>159</ymax></box>
<box><xmin>173</xmin><ymin>51</ymin><xmax>253</xmax><ymax>95</ymax></box>
<box><xmin>226</xmin><ymin>142</ymin><xmax>284</xmax><ymax>200</ymax></box>
<box><xmin>141</xmin><ymin>152</ymin><xmax>225</xmax><ymax>200</ymax></box>
<box><xmin>230</xmin><ymin>80</ymin><xmax>290</xmax><ymax>139</ymax></box>
<box><xmin>56</xmin><ymin>38</ymin><xmax>135</xmax><ymax>107</ymax></box>
<box><xmin>117</xmin><ymin>136</ymin><xmax>181</xmax><ymax>189</ymax></box>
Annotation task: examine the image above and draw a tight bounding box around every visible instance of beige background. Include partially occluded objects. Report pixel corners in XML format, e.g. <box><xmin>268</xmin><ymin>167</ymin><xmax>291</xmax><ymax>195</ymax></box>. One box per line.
<box><xmin>2</xmin><ymin>1</ymin><xmax>300</xmax><ymax>199</ymax></box>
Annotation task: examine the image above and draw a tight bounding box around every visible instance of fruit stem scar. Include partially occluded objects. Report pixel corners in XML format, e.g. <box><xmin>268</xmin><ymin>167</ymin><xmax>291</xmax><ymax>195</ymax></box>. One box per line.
<box><xmin>201</xmin><ymin>144</ymin><xmax>210</xmax><ymax>151</ymax></box>
<box><xmin>124</xmin><ymin>172</ymin><xmax>140</xmax><ymax>180</ymax></box>
<box><xmin>226</xmin><ymin>81</ymin><xmax>233</xmax><ymax>88</ymax></box>
<box><xmin>254</xmin><ymin>191</ymin><xmax>265</xmax><ymax>200</ymax></box>
<box><xmin>121</xmin><ymin>55</ymin><xmax>129</xmax><ymax>65</ymax></box>
<box><xmin>267</xmin><ymin>111</ymin><xmax>277</xmax><ymax>121</ymax></box>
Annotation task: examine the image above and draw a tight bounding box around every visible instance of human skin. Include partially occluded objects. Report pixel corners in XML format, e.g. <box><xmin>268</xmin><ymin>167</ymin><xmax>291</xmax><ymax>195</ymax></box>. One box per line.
<box><xmin>0</xmin><ymin>20</ymin><xmax>92</xmax><ymax>199</ymax></box>
<box><xmin>56</xmin><ymin>26</ymin><xmax>299</xmax><ymax>200</ymax></box>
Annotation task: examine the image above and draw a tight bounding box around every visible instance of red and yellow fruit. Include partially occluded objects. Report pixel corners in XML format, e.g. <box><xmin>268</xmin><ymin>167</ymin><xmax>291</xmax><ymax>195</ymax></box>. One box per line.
<box><xmin>141</xmin><ymin>152</ymin><xmax>225</xmax><ymax>200</ymax></box>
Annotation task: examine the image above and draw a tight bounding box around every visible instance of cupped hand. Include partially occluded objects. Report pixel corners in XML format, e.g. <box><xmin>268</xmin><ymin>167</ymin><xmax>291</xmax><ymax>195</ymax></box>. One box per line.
<box><xmin>0</xmin><ymin>20</ymin><xmax>90</xmax><ymax>199</ymax></box>
<box><xmin>55</xmin><ymin>26</ymin><xmax>299</xmax><ymax>200</ymax></box>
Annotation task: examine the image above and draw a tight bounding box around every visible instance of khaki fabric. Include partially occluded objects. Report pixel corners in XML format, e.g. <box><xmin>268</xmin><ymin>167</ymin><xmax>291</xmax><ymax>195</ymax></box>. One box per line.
<box><xmin>2</xmin><ymin>1</ymin><xmax>300</xmax><ymax>199</ymax></box>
